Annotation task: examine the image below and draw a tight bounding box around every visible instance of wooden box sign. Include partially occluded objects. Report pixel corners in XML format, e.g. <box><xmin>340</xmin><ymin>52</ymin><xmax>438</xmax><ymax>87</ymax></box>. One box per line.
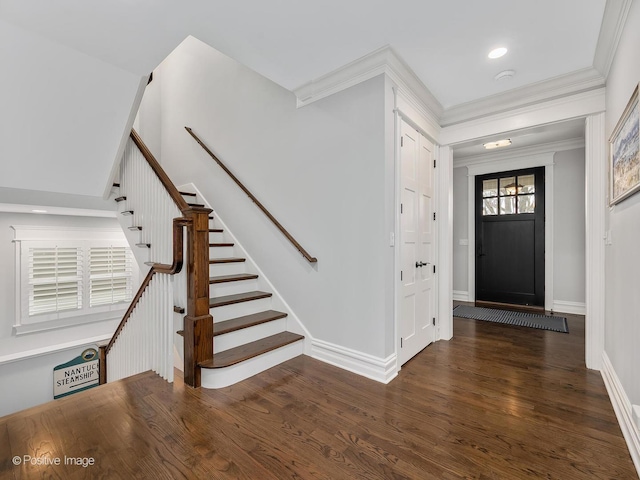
<box><xmin>53</xmin><ymin>348</ymin><xmax>99</xmax><ymax>399</ymax></box>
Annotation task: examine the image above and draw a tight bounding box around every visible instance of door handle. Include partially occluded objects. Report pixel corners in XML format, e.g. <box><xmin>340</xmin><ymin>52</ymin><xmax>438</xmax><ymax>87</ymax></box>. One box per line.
<box><xmin>415</xmin><ymin>261</ymin><xmax>430</xmax><ymax>268</ymax></box>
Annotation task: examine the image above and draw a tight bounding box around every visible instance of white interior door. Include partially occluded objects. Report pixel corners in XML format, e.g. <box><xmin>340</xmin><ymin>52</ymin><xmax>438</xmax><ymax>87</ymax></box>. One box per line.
<box><xmin>399</xmin><ymin>119</ymin><xmax>436</xmax><ymax>366</ymax></box>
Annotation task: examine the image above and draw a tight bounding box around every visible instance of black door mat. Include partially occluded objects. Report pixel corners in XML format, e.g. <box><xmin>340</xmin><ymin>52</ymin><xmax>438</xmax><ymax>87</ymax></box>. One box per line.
<box><xmin>453</xmin><ymin>305</ymin><xmax>569</xmax><ymax>333</ymax></box>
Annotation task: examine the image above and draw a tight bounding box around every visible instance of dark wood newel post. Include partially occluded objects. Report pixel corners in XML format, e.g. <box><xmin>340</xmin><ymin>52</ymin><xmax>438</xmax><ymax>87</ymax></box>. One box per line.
<box><xmin>183</xmin><ymin>206</ymin><xmax>214</xmax><ymax>387</ymax></box>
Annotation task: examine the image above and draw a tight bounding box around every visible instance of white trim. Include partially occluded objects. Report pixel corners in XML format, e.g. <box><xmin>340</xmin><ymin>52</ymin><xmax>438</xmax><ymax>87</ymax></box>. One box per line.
<box><xmin>437</xmin><ymin>145</ymin><xmax>453</xmax><ymax>341</ymax></box>
<box><xmin>441</xmin><ymin>68</ymin><xmax>605</xmax><ymax>127</ymax></box>
<box><xmin>545</xmin><ymin>164</ymin><xmax>554</xmax><ymax>311</ymax></box>
<box><xmin>441</xmin><ymin>88</ymin><xmax>606</xmax><ymax>146</ymax></box>
<box><xmin>593</xmin><ymin>0</ymin><xmax>634</xmax><ymax>78</ymax></box>
<box><xmin>454</xmin><ymin>137</ymin><xmax>584</xmax><ymax>168</ymax></box>
<box><xmin>601</xmin><ymin>351</ymin><xmax>640</xmax><ymax>475</ymax></box>
<box><xmin>11</xmin><ymin>225</ymin><xmax>125</xmax><ymax>241</ymax></box>
<box><xmin>465</xmin><ymin>153</ymin><xmax>555</xmax><ymax>310</ymax></box>
<box><xmin>310</xmin><ymin>338</ymin><xmax>397</xmax><ymax>384</ymax></box>
<box><xmin>551</xmin><ymin>300</ymin><xmax>586</xmax><ymax>315</ymax></box>
<box><xmin>0</xmin><ymin>334</ymin><xmax>111</xmax><ymax>366</ymax></box>
<box><xmin>13</xmin><ymin>312</ymin><xmax>122</xmax><ymax>335</ymax></box>
<box><xmin>453</xmin><ymin>290</ymin><xmax>469</xmax><ymax>302</ymax></box>
<box><xmin>0</xmin><ymin>203</ymin><xmax>116</xmax><ymax>218</ymax></box>
<box><xmin>466</xmin><ymin>152</ymin><xmax>555</xmax><ymax>177</ymax></box>
<box><xmin>585</xmin><ymin>113</ymin><xmax>606</xmax><ymax>370</ymax></box>
<box><xmin>294</xmin><ymin>46</ymin><xmax>443</xmax><ymax>119</ymax></box>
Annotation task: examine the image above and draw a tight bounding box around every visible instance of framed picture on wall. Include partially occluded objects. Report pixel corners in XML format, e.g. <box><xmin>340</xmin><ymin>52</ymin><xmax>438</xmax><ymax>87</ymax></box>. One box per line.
<box><xmin>610</xmin><ymin>82</ymin><xmax>640</xmax><ymax>205</ymax></box>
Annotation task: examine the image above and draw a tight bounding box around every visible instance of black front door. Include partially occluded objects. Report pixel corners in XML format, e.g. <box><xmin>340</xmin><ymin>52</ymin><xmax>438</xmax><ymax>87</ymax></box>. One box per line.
<box><xmin>475</xmin><ymin>167</ymin><xmax>545</xmax><ymax>306</ymax></box>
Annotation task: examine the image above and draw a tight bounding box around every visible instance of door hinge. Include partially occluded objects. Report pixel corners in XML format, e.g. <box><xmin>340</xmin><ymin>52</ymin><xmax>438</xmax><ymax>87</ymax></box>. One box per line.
<box><xmin>433</xmin><ymin>212</ymin><xmax>436</xmax><ymax>221</ymax></box>
<box><xmin>433</xmin><ymin>159</ymin><xmax>436</xmax><ymax>168</ymax></box>
<box><xmin>432</xmin><ymin>317</ymin><xmax>436</xmax><ymax>326</ymax></box>
<box><xmin>400</xmin><ymin>337</ymin><xmax>403</xmax><ymax>348</ymax></box>
<box><xmin>401</xmin><ymin>137</ymin><xmax>404</xmax><ymax>147</ymax></box>
<box><xmin>401</xmin><ymin>203</ymin><xmax>403</xmax><ymax>214</ymax></box>
<box><xmin>433</xmin><ymin>265</ymin><xmax>436</xmax><ymax>274</ymax></box>
<box><xmin>400</xmin><ymin>271</ymin><xmax>403</xmax><ymax>281</ymax></box>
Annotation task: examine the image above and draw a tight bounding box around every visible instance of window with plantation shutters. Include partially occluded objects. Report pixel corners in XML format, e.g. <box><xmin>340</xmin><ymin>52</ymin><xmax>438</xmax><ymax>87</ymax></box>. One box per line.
<box><xmin>13</xmin><ymin>226</ymin><xmax>139</xmax><ymax>334</ymax></box>
<box><xmin>89</xmin><ymin>246</ymin><xmax>133</xmax><ymax>307</ymax></box>
<box><xmin>28</xmin><ymin>246</ymin><xmax>82</xmax><ymax>315</ymax></box>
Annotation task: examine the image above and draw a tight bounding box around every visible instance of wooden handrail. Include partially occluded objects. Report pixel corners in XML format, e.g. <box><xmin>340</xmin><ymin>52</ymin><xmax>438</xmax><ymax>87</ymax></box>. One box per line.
<box><xmin>130</xmin><ymin>129</ymin><xmax>190</xmax><ymax>212</ymax></box>
<box><xmin>184</xmin><ymin>126</ymin><xmax>318</xmax><ymax>263</ymax></box>
<box><xmin>105</xmin><ymin>217</ymin><xmax>191</xmax><ymax>356</ymax></box>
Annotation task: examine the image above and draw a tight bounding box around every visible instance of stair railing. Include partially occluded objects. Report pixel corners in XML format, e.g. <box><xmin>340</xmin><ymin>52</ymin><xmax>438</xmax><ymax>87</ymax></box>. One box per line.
<box><xmin>184</xmin><ymin>126</ymin><xmax>318</xmax><ymax>263</ymax></box>
<box><xmin>100</xmin><ymin>130</ymin><xmax>213</xmax><ymax>388</ymax></box>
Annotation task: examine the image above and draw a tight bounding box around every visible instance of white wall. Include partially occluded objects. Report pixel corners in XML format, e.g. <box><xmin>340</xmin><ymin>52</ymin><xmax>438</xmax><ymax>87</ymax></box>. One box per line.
<box><xmin>452</xmin><ymin>167</ymin><xmax>469</xmax><ymax>293</ymax></box>
<box><xmin>0</xmin><ymin>19</ymin><xmax>143</xmax><ymax>197</ymax></box>
<box><xmin>137</xmin><ymin>37</ymin><xmax>391</xmax><ymax>358</ymax></box>
<box><xmin>604</xmin><ymin>0</ymin><xmax>640</xmax><ymax>412</ymax></box>
<box><xmin>553</xmin><ymin>148</ymin><xmax>586</xmax><ymax>304</ymax></box>
<box><xmin>0</xmin><ymin>213</ymin><xmax>124</xmax><ymax>416</ymax></box>
<box><xmin>451</xmin><ymin>147</ymin><xmax>586</xmax><ymax>308</ymax></box>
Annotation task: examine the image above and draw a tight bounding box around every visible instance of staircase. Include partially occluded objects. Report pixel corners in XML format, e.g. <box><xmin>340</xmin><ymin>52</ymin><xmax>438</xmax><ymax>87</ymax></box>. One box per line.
<box><xmin>112</xmin><ymin>161</ymin><xmax>304</xmax><ymax>388</ymax></box>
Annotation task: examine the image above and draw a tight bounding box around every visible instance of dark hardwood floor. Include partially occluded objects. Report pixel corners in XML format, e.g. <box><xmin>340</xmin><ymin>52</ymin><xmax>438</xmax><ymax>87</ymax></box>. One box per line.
<box><xmin>1</xmin><ymin>311</ymin><xmax>637</xmax><ymax>479</ymax></box>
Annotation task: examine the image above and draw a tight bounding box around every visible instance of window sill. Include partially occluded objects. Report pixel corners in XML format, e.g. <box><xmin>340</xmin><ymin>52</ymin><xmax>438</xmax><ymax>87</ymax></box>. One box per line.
<box><xmin>13</xmin><ymin>310</ymin><xmax>124</xmax><ymax>336</ymax></box>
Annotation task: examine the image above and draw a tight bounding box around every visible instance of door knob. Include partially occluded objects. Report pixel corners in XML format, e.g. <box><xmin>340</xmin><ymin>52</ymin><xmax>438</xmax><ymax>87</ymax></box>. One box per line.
<box><xmin>415</xmin><ymin>261</ymin><xmax>429</xmax><ymax>268</ymax></box>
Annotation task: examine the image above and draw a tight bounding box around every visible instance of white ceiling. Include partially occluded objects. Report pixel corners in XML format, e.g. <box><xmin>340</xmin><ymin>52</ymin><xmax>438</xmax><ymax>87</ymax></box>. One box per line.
<box><xmin>0</xmin><ymin>0</ymin><xmax>608</xmax><ymax>109</ymax></box>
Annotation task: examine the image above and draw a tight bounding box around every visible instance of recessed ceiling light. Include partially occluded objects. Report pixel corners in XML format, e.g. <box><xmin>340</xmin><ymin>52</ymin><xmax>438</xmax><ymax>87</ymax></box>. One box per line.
<box><xmin>494</xmin><ymin>69</ymin><xmax>516</xmax><ymax>81</ymax></box>
<box><xmin>31</xmin><ymin>209</ymin><xmax>47</xmax><ymax>214</ymax></box>
<box><xmin>488</xmin><ymin>47</ymin><xmax>508</xmax><ymax>59</ymax></box>
<box><xmin>483</xmin><ymin>139</ymin><xmax>512</xmax><ymax>150</ymax></box>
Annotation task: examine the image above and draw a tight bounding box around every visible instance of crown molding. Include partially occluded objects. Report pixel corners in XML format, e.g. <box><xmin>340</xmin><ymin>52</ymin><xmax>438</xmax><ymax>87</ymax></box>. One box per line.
<box><xmin>454</xmin><ymin>137</ymin><xmax>584</xmax><ymax>169</ymax></box>
<box><xmin>441</xmin><ymin>67</ymin><xmax>605</xmax><ymax>127</ymax></box>
<box><xmin>293</xmin><ymin>45</ymin><xmax>443</xmax><ymax>119</ymax></box>
<box><xmin>593</xmin><ymin>0</ymin><xmax>633</xmax><ymax>77</ymax></box>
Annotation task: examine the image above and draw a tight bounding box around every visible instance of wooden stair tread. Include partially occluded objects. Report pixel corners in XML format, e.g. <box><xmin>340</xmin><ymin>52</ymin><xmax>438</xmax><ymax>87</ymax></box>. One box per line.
<box><xmin>210</xmin><ymin>257</ymin><xmax>245</xmax><ymax>264</ymax></box>
<box><xmin>174</xmin><ymin>306</ymin><xmax>185</xmax><ymax>314</ymax></box>
<box><xmin>188</xmin><ymin>203</ymin><xmax>205</xmax><ymax>207</ymax></box>
<box><xmin>122</xmin><ymin>210</ymin><xmax>134</xmax><ymax>216</ymax></box>
<box><xmin>209</xmin><ymin>229</ymin><xmax>223</xmax><ymax>233</ymax></box>
<box><xmin>199</xmin><ymin>332</ymin><xmax>303</xmax><ymax>369</ymax></box>
<box><xmin>210</xmin><ymin>242</ymin><xmax>234</xmax><ymax>247</ymax></box>
<box><xmin>114</xmin><ymin>196</ymin><xmax>126</xmax><ymax>202</ymax></box>
<box><xmin>136</xmin><ymin>243</ymin><xmax>151</xmax><ymax>248</ymax></box>
<box><xmin>179</xmin><ymin>191</ymin><xmax>197</xmax><ymax>197</ymax></box>
<box><xmin>176</xmin><ymin>330</ymin><xmax>184</xmax><ymax>336</ymax></box>
<box><xmin>112</xmin><ymin>183</ymin><xmax>120</xmax><ymax>188</ymax></box>
<box><xmin>128</xmin><ymin>226</ymin><xmax>142</xmax><ymax>231</ymax></box>
<box><xmin>214</xmin><ymin>310</ymin><xmax>288</xmax><ymax>337</ymax></box>
<box><xmin>210</xmin><ymin>273</ymin><xmax>258</xmax><ymax>284</ymax></box>
<box><xmin>210</xmin><ymin>290</ymin><xmax>271</xmax><ymax>308</ymax></box>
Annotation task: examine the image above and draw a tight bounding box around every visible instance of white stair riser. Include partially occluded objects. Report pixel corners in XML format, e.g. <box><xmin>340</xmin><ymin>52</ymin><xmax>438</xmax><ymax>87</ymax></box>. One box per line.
<box><xmin>211</xmin><ymin>297</ymin><xmax>272</xmax><ymax>322</ymax></box>
<box><xmin>214</xmin><ymin>318</ymin><xmax>286</xmax><ymax>353</ymax></box>
<box><xmin>208</xmin><ymin>232</ymin><xmax>225</xmax><ymax>243</ymax></box>
<box><xmin>209</xmin><ymin>246</ymin><xmax>235</xmax><ymax>258</ymax></box>
<box><xmin>210</xmin><ymin>279</ymin><xmax>259</xmax><ymax>297</ymax></box>
<box><xmin>210</xmin><ymin>262</ymin><xmax>246</xmax><ymax>276</ymax></box>
<box><xmin>201</xmin><ymin>340</ymin><xmax>304</xmax><ymax>389</ymax></box>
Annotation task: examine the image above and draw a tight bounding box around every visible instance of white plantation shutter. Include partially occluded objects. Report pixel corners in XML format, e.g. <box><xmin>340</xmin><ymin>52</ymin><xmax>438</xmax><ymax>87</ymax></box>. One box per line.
<box><xmin>89</xmin><ymin>246</ymin><xmax>133</xmax><ymax>307</ymax></box>
<box><xmin>28</xmin><ymin>246</ymin><xmax>82</xmax><ymax>315</ymax></box>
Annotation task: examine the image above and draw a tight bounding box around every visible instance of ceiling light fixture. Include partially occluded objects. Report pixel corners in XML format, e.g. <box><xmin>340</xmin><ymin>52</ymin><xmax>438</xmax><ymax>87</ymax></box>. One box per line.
<box><xmin>31</xmin><ymin>209</ymin><xmax>47</xmax><ymax>214</ymax></box>
<box><xmin>488</xmin><ymin>47</ymin><xmax>508</xmax><ymax>59</ymax></box>
<box><xmin>483</xmin><ymin>139</ymin><xmax>512</xmax><ymax>150</ymax></box>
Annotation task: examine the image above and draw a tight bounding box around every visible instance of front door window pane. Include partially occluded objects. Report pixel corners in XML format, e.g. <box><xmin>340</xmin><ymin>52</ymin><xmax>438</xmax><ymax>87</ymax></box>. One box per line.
<box><xmin>500</xmin><ymin>177</ymin><xmax>517</xmax><ymax>196</ymax></box>
<box><xmin>518</xmin><ymin>194</ymin><xmax>535</xmax><ymax>213</ymax></box>
<box><xmin>500</xmin><ymin>196</ymin><xmax>516</xmax><ymax>214</ymax></box>
<box><xmin>483</xmin><ymin>179</ymin><xmax>498</xmax><ymax>198</ymax></box>
<box><xmin>518</xmin><ymin>175</ymin><xmax>535</xmax><ymax>194</ymax></box>
<box><xmin>483</xmin><ymin>198</ymin><xmax>498</xmax><ymax>215</ymax></box>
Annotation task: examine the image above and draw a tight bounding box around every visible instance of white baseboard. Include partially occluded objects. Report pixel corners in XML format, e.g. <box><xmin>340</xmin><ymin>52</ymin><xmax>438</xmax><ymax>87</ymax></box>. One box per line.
<box><xmin>310</xmin><ymin>338</ymin><xmax>397</xmax><ymax>384</ymax></box>
<box><xmin>552</xmin><ymin>300</ymin><xmax>586</xmax><ymax>315</ymax></box>
<box><xmin>453</xmin><ymin>290</ymin><xmax>469</xmax><ymax>302</ymax></box>
<box><xmin>601</xmin><ymin>351</ymin><xmax>640</xmax><ymax>476</ymax></box>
